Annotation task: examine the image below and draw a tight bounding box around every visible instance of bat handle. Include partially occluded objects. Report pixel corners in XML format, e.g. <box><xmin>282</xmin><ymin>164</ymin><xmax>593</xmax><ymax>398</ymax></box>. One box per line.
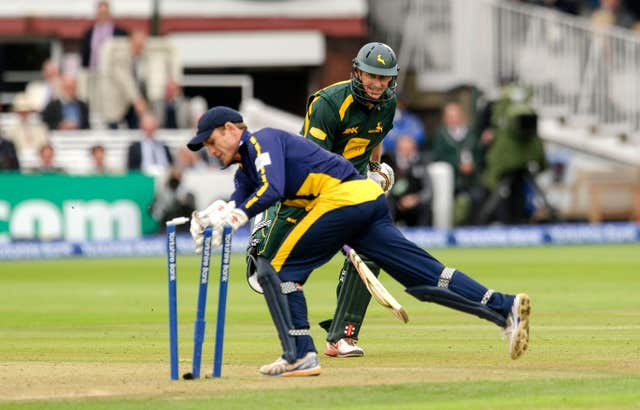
<box><xmin>342</xmin><ymin>244</ymin><xmax>352</xmax><ymax>255</ymax></box>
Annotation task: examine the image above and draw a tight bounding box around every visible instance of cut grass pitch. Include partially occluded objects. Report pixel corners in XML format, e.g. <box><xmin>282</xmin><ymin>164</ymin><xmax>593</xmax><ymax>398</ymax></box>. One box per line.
<box><xmin>0</xmin><ymin>244</ymin><xmax>638</xmax><ymax>409</ymax></box>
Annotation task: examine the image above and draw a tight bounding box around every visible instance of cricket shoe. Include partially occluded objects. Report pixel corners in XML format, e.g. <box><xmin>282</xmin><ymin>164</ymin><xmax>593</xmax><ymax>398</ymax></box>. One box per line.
<box><xmin>502</xmin><ymin>293</ymin><xmax>531</xmax><ymax>360</ymax></box>
<box><xmin>259</xmin><ymin>352</ymin><xmax>321</xmax><ymax>377</ymax></box>
<box><xmin>324</xmin><ymin>337</ymin><xmax>364</xmax><ymax>358</ymax></box>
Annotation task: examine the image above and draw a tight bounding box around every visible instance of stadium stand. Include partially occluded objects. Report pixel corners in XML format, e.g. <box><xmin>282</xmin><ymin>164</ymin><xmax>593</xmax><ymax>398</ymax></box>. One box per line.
<box><xmin>16</xmin><ymin>129</ymin><xmax>190</xmax><ymax>174</ymax></box>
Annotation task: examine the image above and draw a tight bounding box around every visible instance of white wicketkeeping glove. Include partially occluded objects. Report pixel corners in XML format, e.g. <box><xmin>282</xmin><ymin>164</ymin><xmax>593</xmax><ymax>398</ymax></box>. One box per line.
<box><xmin>367</xmin><ymin>161</ymin><xmax>395</xmax><ymax>192</ymax></box>
<box><xmin>207</xmin><ymin>202</ymin><xmax>249</xmax><ymax>249</ymax></box>
<box><xmin>190</xmin><ymin>200</ymin><xmax>227</xmax><ymax>254</ymax></box>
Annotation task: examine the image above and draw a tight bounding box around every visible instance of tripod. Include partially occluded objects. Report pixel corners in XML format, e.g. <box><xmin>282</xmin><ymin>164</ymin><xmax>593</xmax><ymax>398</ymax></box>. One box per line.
<box><xmin>477</xmin><ymin>168</ymin><xmax>558</xmax><ymax>224</ymax></box>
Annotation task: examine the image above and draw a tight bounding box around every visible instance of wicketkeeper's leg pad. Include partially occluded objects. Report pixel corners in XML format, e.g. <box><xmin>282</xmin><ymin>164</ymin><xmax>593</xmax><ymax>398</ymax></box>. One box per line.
<box><xmin>257</xmin><ymin>257</ymin><xmax>298</xmax><ymax>363</ymax></box>
<box><xmin>406</xmin><ymin>285</ymin><xmax>507</xmax><ymax>327</ymax></box>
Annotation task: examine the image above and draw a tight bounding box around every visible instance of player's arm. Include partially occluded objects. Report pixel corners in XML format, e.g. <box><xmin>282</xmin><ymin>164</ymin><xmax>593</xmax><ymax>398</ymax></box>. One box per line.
<box><xmin>191</xmin><ymin>132</ymin><xmax>286</xmax><ymax>251</ymax></box>
<box><xmin>301</xmin><ymin>96</ymin><xmax>340</xmax><ymax>151</ymax></box>
<box><xmin>234</xmin><ymin>132</ymin><xmax>286</xmax><ymax>219</ymax></box>
<box><xmin>230</xmin><ymin>167</ymin><xmax>256</xmax><ymax>208</ymax></box>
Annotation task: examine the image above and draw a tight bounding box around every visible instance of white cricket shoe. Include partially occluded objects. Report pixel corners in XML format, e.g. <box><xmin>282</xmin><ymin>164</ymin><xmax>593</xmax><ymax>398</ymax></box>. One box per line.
<box><xmin>502</xmin><ymin>293</ymin><xmax>531</xmax><ymax>360</ymax></box>
<box><xmin>324</xmin><ymin>337</ymin><xmax>365</xmax><ymax>358</ymax></box>
<box><xmin>259</xmin><ymin>352</ymin><xmax>321</xmax><ymax>377</ymax></box>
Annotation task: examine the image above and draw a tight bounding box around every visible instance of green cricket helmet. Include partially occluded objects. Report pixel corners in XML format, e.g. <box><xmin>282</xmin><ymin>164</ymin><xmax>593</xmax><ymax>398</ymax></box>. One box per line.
<box><xmin>350</xmin><ymin>42</ymin><xmax>399</xmax><ymax>105</ymax></box>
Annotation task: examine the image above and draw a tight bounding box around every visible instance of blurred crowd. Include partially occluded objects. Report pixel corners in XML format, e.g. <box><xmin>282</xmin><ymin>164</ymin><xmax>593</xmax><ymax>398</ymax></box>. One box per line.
<box><xmin>517</xmin><ymin>0</ymin><xmax>640</xmax><ymax>31</ymax></box>
<box><xmin>1</xmin><ymin>0</ymin><xmax>635</xmax><ymax>228</ymax></box>
<box><xmin>0</xmin><ymin>1</ymin><xmax>208</xmax><ymax>172</ymax></box>
<box><xmin>0</xmin><ymin>1</ymin><xmax>215</xmax><ymax>223</ymax></box>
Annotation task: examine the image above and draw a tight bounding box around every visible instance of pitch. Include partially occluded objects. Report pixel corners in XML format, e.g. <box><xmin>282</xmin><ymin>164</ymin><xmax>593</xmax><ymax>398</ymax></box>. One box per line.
<box><xmin>1</xmin><ymin>244</ymin><xmax>638</xmax><ymax>409</ymax></box>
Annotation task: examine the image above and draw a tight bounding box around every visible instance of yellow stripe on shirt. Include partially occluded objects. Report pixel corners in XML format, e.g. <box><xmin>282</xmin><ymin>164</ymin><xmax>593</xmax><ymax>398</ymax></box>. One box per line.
<box><xmin>338</xmin><ymin>94</ymin><xmax>354</xmax><ymax>121</ymax></box>
<box><xmin>245</xmin><ymin>136</ymin><xmax>270</xmax><ymax>209</ymax></box>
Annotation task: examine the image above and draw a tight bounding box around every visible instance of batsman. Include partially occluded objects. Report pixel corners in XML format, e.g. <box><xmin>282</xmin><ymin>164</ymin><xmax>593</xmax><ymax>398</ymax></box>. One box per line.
<box><xmin>247</xmin><ymin>42</ymin><xmax>399</xmax><ymax>358</ymax></box>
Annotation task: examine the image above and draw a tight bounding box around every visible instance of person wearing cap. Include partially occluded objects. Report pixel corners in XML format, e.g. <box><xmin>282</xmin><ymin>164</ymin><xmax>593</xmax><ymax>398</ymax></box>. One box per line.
<box><xmin>4</xmin><ymin>93</ymin><xmax>49</xmax><ymax>154</ymax></box>
<box><xmin>248</xmin><ymin>42</ymin><xmax>400</xmax><ymax>358</ymax></box>
<box><xmin>187</xmin><ymin>106</ymin><xmax>531</xmax><ymax>376</ymax></box>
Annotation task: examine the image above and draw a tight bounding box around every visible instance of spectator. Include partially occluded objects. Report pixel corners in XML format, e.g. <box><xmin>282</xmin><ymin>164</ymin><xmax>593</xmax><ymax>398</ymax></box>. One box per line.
<box><xmin>591</xmin><ymin>0</ymin><xmax>636</xmax><ymax>29</ymax></box>
<box><xmin>126</xmin><ymin>112</ymin><xmax>173</xmax><ymax>171</ymax></box>
<box><xmin>153</xmin><ymin>79</ymin><xmax>191</xmax><ymax>129</ymax></box>
<box><xmin>433</xmin><ymin>102</ymin><xmax>486</xmax><ymax>225</ymax></box>
<box><xmin>35</xmin><ymin>143</ymin><xmax>64</xmax><ymax>173</ymax></box>
<box><xmin>382</xmin><ymin>94</ymin><xmax>427</xmax><ymax>156</ymax></box>
<box><xmin>81</xmin><ymin>0</ymin><xmax>128</xmax><ymax>70</ymax></box>
<box><xmin>4</xmin><ymin>93</ymin><xmax>49</xmax><ymax>154</ymax></box>
<box><xmin>388</xmin><ymin>134</ymin><xmax>432</xmax><ymax>226</ymax></box>
<box><xmin>25</xmin><ymin>60</ymin><xmax>63</xmax><ymax>112</ymax></box>
<box><xmin>88</xmin><ymin>144</ymin><xmax>114</xmax><ymax>174</ymax></box>
<box><xmin>189</xmin><ymin>96</ymin><xmax>208</xmax><ymax>129</ymax></box>
<box><xmin>41</xmin><ymin>74</ymin><xmax>90</xmax><ymax>130</ymax></box>
<box><xmin>0</xmin><ymin>132</ymin><xmax>20</xmax><ymax>171</ymax></box>
<box><xmin>100</xmin><ymin>30</ymin><xmax>149</xmax><ymax>129</ymax></box>
<box><xmin>174</xmin><ymin>145</ymin><xmax>208</xmax><ymax>171</ymax></box>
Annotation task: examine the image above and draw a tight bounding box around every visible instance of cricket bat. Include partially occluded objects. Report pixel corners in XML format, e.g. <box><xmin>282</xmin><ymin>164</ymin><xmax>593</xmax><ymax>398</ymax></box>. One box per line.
<box><xmin>343</xmin><ymin>245</ymin><xmax>409</xmax><ymax>323</ymax></box>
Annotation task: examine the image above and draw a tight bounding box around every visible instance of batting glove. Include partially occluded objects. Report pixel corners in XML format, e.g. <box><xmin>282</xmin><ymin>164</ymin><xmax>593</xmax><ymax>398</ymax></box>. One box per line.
<box><xmin>367</xmin><ymin>161</ymin><xmax>395</xmax><ymax>192</ymax></box>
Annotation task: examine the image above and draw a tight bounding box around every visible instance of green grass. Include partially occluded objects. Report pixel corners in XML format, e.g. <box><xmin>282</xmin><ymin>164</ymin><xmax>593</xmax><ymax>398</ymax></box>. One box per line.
<box><xmin>1</xmin><ymin>244</ymin><xmax>639</xmax><ymax>409</ymax></box>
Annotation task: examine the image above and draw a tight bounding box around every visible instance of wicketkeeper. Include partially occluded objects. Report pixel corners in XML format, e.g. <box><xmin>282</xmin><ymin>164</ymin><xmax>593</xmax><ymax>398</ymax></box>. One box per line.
<box><xmin>187</xmin><ymin>106</ymin><xmax>531</xmax><ymax>377</ymax></box>
<box><xmin>247</xmin><ymin>42</ymin><xmax>399</xmax><ymax>358</ymax></box>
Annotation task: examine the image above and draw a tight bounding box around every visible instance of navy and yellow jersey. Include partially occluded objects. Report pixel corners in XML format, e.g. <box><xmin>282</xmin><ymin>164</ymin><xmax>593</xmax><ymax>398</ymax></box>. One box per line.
<box><xmin>230</xmin><ymin>128</ymin><xmax>364</xmax><ymax>219</ymax></box>
<box><xmin>301</xmin><ymin>80</ymin><xmax>397</xmax><ymax>174</ymax></box>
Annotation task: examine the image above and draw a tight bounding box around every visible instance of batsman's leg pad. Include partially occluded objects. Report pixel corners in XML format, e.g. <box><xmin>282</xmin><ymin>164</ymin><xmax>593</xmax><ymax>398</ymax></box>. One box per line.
<box><xmin>406</xmin><ymin>285</ymin><xmax>507</xmax><ymax>327</ymax></box>
<box><xmin>318</xmin><ymin>319</ymin><xmax>332</xmax><ymax>333</ymax></box>
<box><xmin>325</xmin><ymin>255</ymin><xmax>380</xmax><ymax>342</ymax></box>
<box><xmin>257</xmin><ymin>257</ymin><xmax>298</xmax><ymax>363</ymax></box>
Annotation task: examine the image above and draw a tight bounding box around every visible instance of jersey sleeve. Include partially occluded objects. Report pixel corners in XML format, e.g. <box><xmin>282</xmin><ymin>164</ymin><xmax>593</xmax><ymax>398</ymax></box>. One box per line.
<box><xmin>302</xmin><ymin>96</ymin><xmax>340</xmax><ymax>151</ymax></box>
<box><xmin>234</xmin><ymin>132</ymin><xmax>286</xmax><ymax>218</ymax></box>
<box><xmin>230</xmin><ymin>167</ymin><xmax>254</xmax><ymax>207</ymax></box>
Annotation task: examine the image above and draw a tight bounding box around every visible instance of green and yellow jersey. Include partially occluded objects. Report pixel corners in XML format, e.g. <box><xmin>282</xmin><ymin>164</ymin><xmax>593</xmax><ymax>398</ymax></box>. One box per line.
<box><xmin>301</xmin><ymin>80</ymin><xmax>396</xmax><ymax>175</ymax></box>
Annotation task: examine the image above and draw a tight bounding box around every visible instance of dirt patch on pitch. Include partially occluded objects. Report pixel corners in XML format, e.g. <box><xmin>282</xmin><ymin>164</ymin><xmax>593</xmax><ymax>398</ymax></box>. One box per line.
<box><xmin>0</xmin><ymin>360</ymin><xmax>611</xmax><ymax>403</ymax></box>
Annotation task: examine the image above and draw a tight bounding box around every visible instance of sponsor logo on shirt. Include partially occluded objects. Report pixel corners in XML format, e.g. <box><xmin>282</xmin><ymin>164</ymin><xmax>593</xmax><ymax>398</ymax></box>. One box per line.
<box><xmin>255</xmin><ymin>152</ymin><xmax>272</xmax><ymax>171</ymax></box>
<box><xmin>368</xmin><ymin>122</ymin><xmax>384</xmax><ymax>134</ymax></box>
<box><xmin>342</xmin><ymin>126</ymin><xmax>359</xmax><ymax>135</ymax></box>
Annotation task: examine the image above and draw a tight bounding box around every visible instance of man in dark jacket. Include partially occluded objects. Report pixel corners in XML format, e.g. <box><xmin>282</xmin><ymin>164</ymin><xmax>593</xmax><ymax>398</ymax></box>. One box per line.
<box><xmin>41</xmin><ymin>75</ymin><xmax>90</xmax><ymax>130</ymax></box>
<box><xmin>81</xmin><ymin>0</ymin><xmax>128</xmax><ymax>69</ymax></box>
<box><xmin>0</xmin><ymin>133</ymin><xmax>20</xmax><ymax>171</ymax></box>
<box><xmin>127</xmin><ymin>112</ymin><xmax>173</xmax><ymax>171</ymax></box>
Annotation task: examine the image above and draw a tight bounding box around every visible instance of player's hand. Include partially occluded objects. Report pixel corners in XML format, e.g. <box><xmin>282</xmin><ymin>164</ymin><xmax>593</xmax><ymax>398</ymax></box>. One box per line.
<box><xmin>190</xmin><ymin>211</ymin><xmax>208</xmax><ymax>254</ymax></box>
<box><xmin>225</xmin><ymin>208</ymin><xmax>248</xmax><ymax>230</ymax></box>
<box><xmin>368</xmin><ymin>161</ymin><xmax>395</xmax><ymax>192</ymax></box>
<box><xmin>207</xmin><ymin>202</ymin><xmax>249</xmax><ymax>248</ymax></box>
<box><xmin>190</xmin><ymin>200</ymin><xmax>227</xmax><ymax>254</ymax></box>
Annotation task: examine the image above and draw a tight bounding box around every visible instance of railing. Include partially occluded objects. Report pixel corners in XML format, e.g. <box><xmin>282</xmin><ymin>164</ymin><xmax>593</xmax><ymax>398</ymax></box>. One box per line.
<box><xmin>369</xmin><ymin>0</ymin><xmax>640</xmax><ymax>135</ymax></box>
